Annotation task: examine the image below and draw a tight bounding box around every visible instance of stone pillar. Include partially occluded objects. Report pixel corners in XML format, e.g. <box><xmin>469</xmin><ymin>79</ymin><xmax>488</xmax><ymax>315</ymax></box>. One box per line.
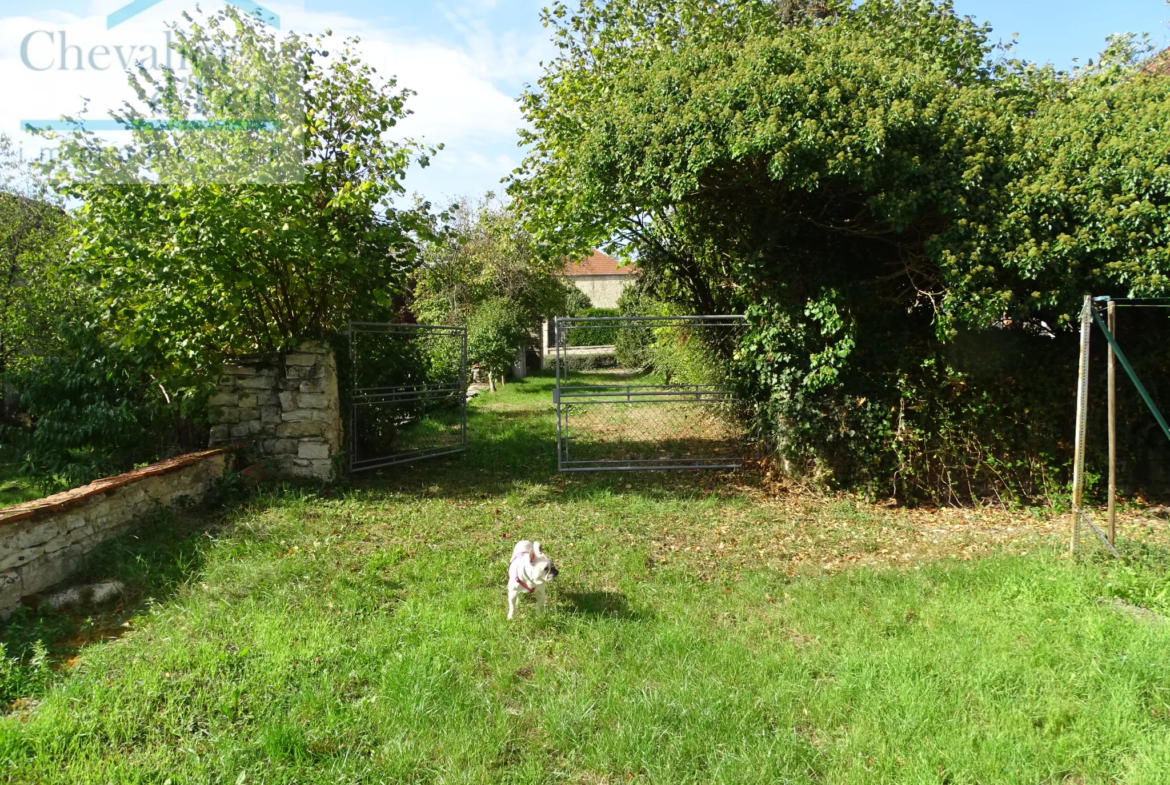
<box><xmin>209</xmin><ymin>340</ymin><xmax>342</xmax><ymax>481</ymax></box>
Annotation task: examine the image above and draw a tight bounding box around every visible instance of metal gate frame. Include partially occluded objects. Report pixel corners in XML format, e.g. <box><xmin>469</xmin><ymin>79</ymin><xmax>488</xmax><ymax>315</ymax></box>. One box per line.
<box><xmin>348</xmin><ymin>321</ymin><xmax>468</xmax><ymax>473</ymax></box>
<box><xmin>554</xmin><ymin>314</ymin><xmax>749</xmax><ymax>472</ymax></box>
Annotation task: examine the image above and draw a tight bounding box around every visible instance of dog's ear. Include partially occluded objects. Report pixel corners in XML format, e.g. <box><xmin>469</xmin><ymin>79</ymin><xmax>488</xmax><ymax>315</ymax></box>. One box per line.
<box><xmin>528</xmin><ymin>549</ymin><xmax>536</xmax><ymax>564</ymax></box>
<box><xmin>533</xmin><ymin>541</ymin><xmax>543</xmax><ymax>557</ymax></box>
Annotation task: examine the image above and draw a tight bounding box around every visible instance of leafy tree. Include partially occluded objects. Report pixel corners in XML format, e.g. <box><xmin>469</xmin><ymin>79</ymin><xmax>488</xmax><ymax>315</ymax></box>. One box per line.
<box><xmin>414</xmin><ymin>197</ymin><xmax>571</xmax><ymax>332</ymax></box>
<box><xmin>40</xmin><ymin>7</ymin><xmax>436</xmax><ymax>381</ymax></box>
<box><xmin>0</xmin><ymin>136</ymin><xmax>76</xmax><ymax>384</ymax></box>
<box><xmin>467</xmin><ymin>297</ymin><xmax>529</xmax><ymax>391</ymax></box>
<box><xmin>512</xmin><ymin>0</ymin><xmax>1170</xmax><ymax>501</ymax></box>
<box><xmin>1</xmin><ymin>326</ymin><xmax>198</xmax><ymax>491</ymax></box>
<box><xmin>564</xmin><ymin>285</ymin><xmax>593</xmax><ymax>315</ymax></box>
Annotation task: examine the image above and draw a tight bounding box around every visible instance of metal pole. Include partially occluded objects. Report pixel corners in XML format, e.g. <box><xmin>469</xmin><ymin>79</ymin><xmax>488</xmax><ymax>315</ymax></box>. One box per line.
<box><xmin>462</xmin><ymin>327</ymin><xmax>468</xmax><ymax>450</ymax></box>
<box><xmin>1107</xmin><ymin>299</ymin><xmax>1116</xmax><ymax>547</ymax></box>
<box><xmin>1070</xmin><ymin>296</ymin><xmax>1092</xmax><ymax>554</ymax></box>
<box><xmin>555</xmin><ymin>317</ymin><xmax>563</xmax><ymax>471</ymax></box>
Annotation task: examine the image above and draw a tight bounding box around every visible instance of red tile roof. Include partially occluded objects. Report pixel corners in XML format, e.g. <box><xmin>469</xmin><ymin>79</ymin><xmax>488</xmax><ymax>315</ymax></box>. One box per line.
<box><xmin>562</xmin><ymin>249</ymin><xmax>634</xmax><ymax>276</ymax></box>
<box><xmin>1142</xmin><ymin>48</ymin><xmax>1170</xmax><ymax>76</ymax></box>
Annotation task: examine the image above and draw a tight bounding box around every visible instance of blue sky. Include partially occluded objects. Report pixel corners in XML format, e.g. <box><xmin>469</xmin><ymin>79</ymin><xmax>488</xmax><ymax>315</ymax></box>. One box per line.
<box><xmin>1</xmin><ymin>0</ymin><xmax>1167</xmax><ymax>203</ymax></box>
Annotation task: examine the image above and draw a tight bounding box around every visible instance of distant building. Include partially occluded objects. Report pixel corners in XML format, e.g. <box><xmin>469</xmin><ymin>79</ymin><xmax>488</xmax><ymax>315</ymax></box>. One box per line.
<box><xmin>535</xmin><ymin>250</ymin><xmax>637</xmax><ymax>367</ymax></box>
<box><xmin>560</xmin><ymin>248</ymin><xmax>636</xmax><ymax>309</ymax></box>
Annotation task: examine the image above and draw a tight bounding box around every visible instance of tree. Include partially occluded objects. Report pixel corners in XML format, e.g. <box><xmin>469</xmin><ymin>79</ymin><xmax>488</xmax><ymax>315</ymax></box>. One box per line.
<box><xmin>0</xmin><ymin>136</ymin><xmax>75</xmax><ymax>384</ymax></box>
<box><xmin>413</xmin><ymin>197</ymin><xmax>571</xmax><ymax>331</ymax></box>
<box><xmin>41</xmin><ymin>7</ymin><xmax>436</xmax><ymax>382</ymax></box>
<box><xmin>467</xmin><ymin>297</ymin><xmax>529</xmax><ymax>392</ymax></box>
<box><xmin>511</xmin><ymin>0</ymin><xmax>1170</xmax><ymax>501</ymax></box>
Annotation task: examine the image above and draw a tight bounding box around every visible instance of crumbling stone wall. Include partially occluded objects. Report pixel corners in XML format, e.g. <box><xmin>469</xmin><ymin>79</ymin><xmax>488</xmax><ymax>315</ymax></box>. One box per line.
<box><xmin>0</xmin><ymin>449</ymin><xmax>229</xmax><ymax>616</ymax></box>
<box><xmin>208</xmin><ymin>340</ymin><xmax>342</xmax><ymax>481</ymax></box>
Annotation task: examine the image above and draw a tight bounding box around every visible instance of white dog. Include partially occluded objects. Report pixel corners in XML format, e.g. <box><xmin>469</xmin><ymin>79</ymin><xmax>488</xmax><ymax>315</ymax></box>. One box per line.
<box><xmin>507</xmin><ymin>540</ymin><xmax>559</xmax><ymax>619</ymax></box>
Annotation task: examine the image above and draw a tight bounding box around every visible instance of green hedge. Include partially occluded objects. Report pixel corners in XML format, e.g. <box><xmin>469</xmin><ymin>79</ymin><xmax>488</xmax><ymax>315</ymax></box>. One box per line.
<box><xmin>567</xmin><ymin>308</ymin><xmax>620</xmax><ymax>346</ymax></box>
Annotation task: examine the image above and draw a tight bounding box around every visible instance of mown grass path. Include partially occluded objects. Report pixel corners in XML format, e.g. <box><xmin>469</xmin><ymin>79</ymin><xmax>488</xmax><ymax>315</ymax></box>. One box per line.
<box><xmin>2</xmin><ymin>373</ymin><xmax>1170</xmax><ymax>784</ymax></box>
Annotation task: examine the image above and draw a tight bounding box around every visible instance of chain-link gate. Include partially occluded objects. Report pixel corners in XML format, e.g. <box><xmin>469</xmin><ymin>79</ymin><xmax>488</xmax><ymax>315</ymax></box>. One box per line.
<box><xmin>554</xmin><ymin>315</ymin><xmax>751</xmax><ymax>471</ymax></box>
<box><xmin>348</xmin><ymin>322</ymin><xmax>467</xmax><ymax>472</ymax></box>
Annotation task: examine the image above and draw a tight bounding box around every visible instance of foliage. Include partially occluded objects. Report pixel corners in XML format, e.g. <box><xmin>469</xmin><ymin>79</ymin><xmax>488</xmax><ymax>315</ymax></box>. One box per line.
<box><xmin>0</xmin><ymin>327</ymin><xmax>205</xmax><ymax>491</ymax></box>
<box><xmin>414</xmin><ymin>197</ymin><xmax>570</xmax><ymax>333</ymax></box>
<box><xmin>0</xmin><ymin>136</ymin><xmax>78</xmax><ymax>380</ymax></box>
<box><xmin>512</xmin><ymin>0</ymin><xmax>1170</xmax><ymax>502</ymax></box>
<box><xmin>566</xmin><ymin>308</ymin><xmax>620</xmax><ymax>346</ymax></box>
<box><xmin>39</xmin><ymin>7</ymin><xmax>435</xmax><ymax>377</ymax></box>
<box><xmin>564</xmin><ymin>284</ymin><xmax>593</xmax><ymax>315</ymax></box>
<box><xmin>467</xmin><ymin>297</ymin><xmax>529</xmax><ymax>387</ymax></box>
<box><xmin>4</xmin><ymin>385</ymin><xmax>1170</xmax><ymax>781</ymax></box>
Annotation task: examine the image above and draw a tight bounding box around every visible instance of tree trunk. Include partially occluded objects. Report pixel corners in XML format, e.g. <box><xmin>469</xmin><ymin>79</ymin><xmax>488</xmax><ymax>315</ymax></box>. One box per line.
<box><xmin>488</xmin><ymin>372</ymin><xmax>496</xmax><ymax>393</ymax></box>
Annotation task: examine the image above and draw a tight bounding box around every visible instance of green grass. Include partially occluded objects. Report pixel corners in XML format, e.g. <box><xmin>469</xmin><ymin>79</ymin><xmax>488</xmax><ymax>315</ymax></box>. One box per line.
<box><xmin>2</xmin><ymin>373</ymin><xmax>1170</xmax><ymax>783</ymax></box>
<box><xmin>0</xmin><ymin>462</ymin><xmax>41</xmax><ymax>508</ymax></box>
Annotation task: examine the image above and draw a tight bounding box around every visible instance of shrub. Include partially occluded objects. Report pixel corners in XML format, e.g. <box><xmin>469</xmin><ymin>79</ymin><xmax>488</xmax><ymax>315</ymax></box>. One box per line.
<box><xmin>567</xmin><ymin>308</ymin><xmax>620</xmax><ymax>346</ymax></box>
<box><xmin>468</xmin><ymin>298</ymin><xmax>529</xmax><ymax>390</ymax></box>
<box><xmin>1</xmin><ymin>327</ymin><xmax>206</xmax><ymax>492</ymax></box>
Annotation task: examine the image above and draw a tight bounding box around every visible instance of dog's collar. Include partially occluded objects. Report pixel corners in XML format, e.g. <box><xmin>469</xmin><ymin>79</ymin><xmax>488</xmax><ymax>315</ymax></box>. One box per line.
<box><xmin>511</xmin><ymin>551</ymin><xmax>536</xmax><ymax>593</ymax></box>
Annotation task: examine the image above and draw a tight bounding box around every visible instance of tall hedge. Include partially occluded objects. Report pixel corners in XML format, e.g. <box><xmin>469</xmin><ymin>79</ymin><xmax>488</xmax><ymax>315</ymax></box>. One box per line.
<box><xmin>512</xmin><ymin>0</ymin><xmax>1170</xmax><ymax>503</ymax></box>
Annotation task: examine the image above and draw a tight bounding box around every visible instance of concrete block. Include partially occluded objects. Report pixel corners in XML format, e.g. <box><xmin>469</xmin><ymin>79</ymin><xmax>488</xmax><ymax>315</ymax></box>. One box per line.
<box><xmin>0</xmin><ymin>570</ymin><xmax>23</xmax><ymax>613</ymax></box>
<box><xmin>280</xmin><ymin>409</ymin><xmax>322</xmax><ymax>423</ymax></box>
<box><xmin>256</xmin><ymin>391</ymin><xmax>280</xmax><ymax>407</ymax></box>
<box><xmin>279</xmin><ymin>391</ymin><xmax>298</xmax><ymax>411</ymax></box>
<box><xmin>297</xmin><ymin>393</ymin><xmax>330</xmax><ymax>409</ymax></box>
<box><xmin>261</xmin><ymin>406</ymin><xmax>282</xmax><ymax>425</ymax></box>
<box><xmin>298</xmin><ymin>442</ymin><xmax>331</xmax><ymax>460</ymax></box>
<box><xmin>285</xmin><ymin>353</ymin><xmax>319</xmax><ymax>367</ymax></box>
<box><xmin>0</xmin><ymin>543</ymin><xmax>44</xmax><ymax>573</ymax></box>
<box><xmin>210</xmin><ymin>391</ymin><xmax>240</xmax><ymax>406</ymax></box>
<box><xmin>275</xmin><ymin>422</ymin><xmax>326</xmax><ymax>439</ymax></box>
<box><xmin>238</xmin><ymin>376</ymin><xmax>277</xmax><ymax>390</ymax></box>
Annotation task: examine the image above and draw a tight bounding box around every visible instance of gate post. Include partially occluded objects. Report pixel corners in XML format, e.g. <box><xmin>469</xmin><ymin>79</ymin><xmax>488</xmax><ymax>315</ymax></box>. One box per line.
<box><xmin>209</xmin><ymin>340</ymin><xmax>343</xmax><ymax>482</ymax></box>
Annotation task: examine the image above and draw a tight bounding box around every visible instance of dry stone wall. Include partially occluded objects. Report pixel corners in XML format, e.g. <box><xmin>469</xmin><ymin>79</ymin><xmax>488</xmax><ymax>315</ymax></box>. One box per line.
<box><xmin>208</xmin><ymin>340</ymin><xmax>342</xmax><ymax>481</ymax></box>
<box><xmin>0</xmin><ymin>449</ymin><xmax>229</xmax><ymax>617</ymax></box>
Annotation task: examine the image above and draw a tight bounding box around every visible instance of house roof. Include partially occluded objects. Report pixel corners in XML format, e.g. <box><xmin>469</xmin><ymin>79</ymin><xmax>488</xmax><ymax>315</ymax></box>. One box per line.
<box><xmin>1142</xmin><ymin>48</ymin><xmax>1170</xmax><ymax>76</ymax></box>
<box><xmin>562</xmin><ymin>249</ymin><xmax>634</xmax><ymax>276</ymax></box>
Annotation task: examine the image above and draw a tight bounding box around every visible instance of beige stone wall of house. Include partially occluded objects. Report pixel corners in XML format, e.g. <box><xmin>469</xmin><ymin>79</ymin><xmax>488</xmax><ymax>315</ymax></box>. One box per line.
<box><xmin>567</xmin><ymin>274</ymin><xmax>632</xmax><ymax>309</ymax></box>
<box><xmin>0</xmin><ymin>450</ymin><xmax>229</xmax><ymax>616</ymax></box>
<box><xmin>208</xmin><ymin>340</ymin><xmax>342</xmax><ymax>481</ymax></box>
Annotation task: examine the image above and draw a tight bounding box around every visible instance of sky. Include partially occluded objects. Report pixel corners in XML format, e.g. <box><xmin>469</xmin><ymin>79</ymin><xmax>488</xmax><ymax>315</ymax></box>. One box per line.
<box><xmin>0</xmin><ymin>0</ymin><xmax>1167</xmax><ymax>206</ymax></box>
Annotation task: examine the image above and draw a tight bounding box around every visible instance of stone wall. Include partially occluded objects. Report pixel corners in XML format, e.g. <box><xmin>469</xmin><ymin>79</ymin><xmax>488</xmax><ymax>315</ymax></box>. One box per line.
<box><xmin>208</xmin><ymin>340</ymin><xmax>342</xmax><ymax>481</ymax></box>
<box><xmin>0</xmin><ymin>449</ymin><xmax>229</xmax><ymax>617</ymax></box>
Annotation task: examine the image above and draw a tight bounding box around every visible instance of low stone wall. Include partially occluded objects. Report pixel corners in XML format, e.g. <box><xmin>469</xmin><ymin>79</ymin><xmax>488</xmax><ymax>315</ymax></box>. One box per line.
<box><xmin>0</xmin><ymin>449</ymin><xmax>230</xmax><ymax>617</ymax></box>
<box><xmin>208</xmin><ymin>340</ymin><xmax>341</xmax><ymax>481</ymax></box>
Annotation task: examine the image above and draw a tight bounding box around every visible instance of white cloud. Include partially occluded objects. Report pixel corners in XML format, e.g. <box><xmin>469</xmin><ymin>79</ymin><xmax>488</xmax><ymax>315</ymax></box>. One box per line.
<box><xmin>0</xmin><ymin>0</ymin><xmax>544</xmax><ymax>201</ymax></box>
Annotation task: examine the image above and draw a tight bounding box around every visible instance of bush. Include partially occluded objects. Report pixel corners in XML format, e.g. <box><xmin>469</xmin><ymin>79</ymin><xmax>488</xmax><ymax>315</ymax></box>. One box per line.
<box><xmin>563</xmin><ymin>352</ymin><xmax>618</xmax><ymax>371</ymax></box>
<box><xmin>468</xmin><ymin>298</ymin><xmax>529</xmax><ymax>388</ymax></box>
<box><xmin>1</xmin><ymin>327</ymin><xmax>206</xmax><ymax>492</ymax></box>
<box><xmin>567</xmin><ymin>308</ymin><xmax>620</xmax><ymax>346</ymax></box>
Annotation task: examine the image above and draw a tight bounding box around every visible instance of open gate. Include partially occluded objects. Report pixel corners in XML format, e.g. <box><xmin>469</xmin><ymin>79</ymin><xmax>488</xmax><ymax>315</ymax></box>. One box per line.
<box><xmin>553</xmin><ymin>315</ymin><xmax>752</xmax><ymax>471</ymax></box>
<box><xmin>348</xmin><ymin>322</ymin><xmax>467</xmax><ymax>472</ymax></box>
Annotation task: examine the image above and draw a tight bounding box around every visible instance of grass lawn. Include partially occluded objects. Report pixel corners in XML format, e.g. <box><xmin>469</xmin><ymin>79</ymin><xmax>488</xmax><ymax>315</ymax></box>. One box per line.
<box><xmin>0</xmin><ymin>462</ymin><xmax>42</xmax><ymax>508</ymax></box>
<box><xmin>2</xmin><ymin>372</ymin><xmax>1170</xmax><ymax>784</ymax></box>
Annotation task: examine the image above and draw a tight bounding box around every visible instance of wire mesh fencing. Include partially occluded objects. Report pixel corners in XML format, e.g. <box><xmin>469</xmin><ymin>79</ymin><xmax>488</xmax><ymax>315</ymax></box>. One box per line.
<box><xmin>348</xmin><ymin>322</ymin><xmax>467</xmax><ymax>472</ymax></box>
<box><xmin>554</xmin><ymin>315</ymin><xmax>753</xmax><ymax>471</ymax></box>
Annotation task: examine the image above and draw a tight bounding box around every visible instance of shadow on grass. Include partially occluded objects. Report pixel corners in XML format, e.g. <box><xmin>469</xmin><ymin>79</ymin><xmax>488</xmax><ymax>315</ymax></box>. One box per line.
<box><xmin>560</xmin><ymin>590</ymin><xmax>651</xmax><ymax>621</ymax></box>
